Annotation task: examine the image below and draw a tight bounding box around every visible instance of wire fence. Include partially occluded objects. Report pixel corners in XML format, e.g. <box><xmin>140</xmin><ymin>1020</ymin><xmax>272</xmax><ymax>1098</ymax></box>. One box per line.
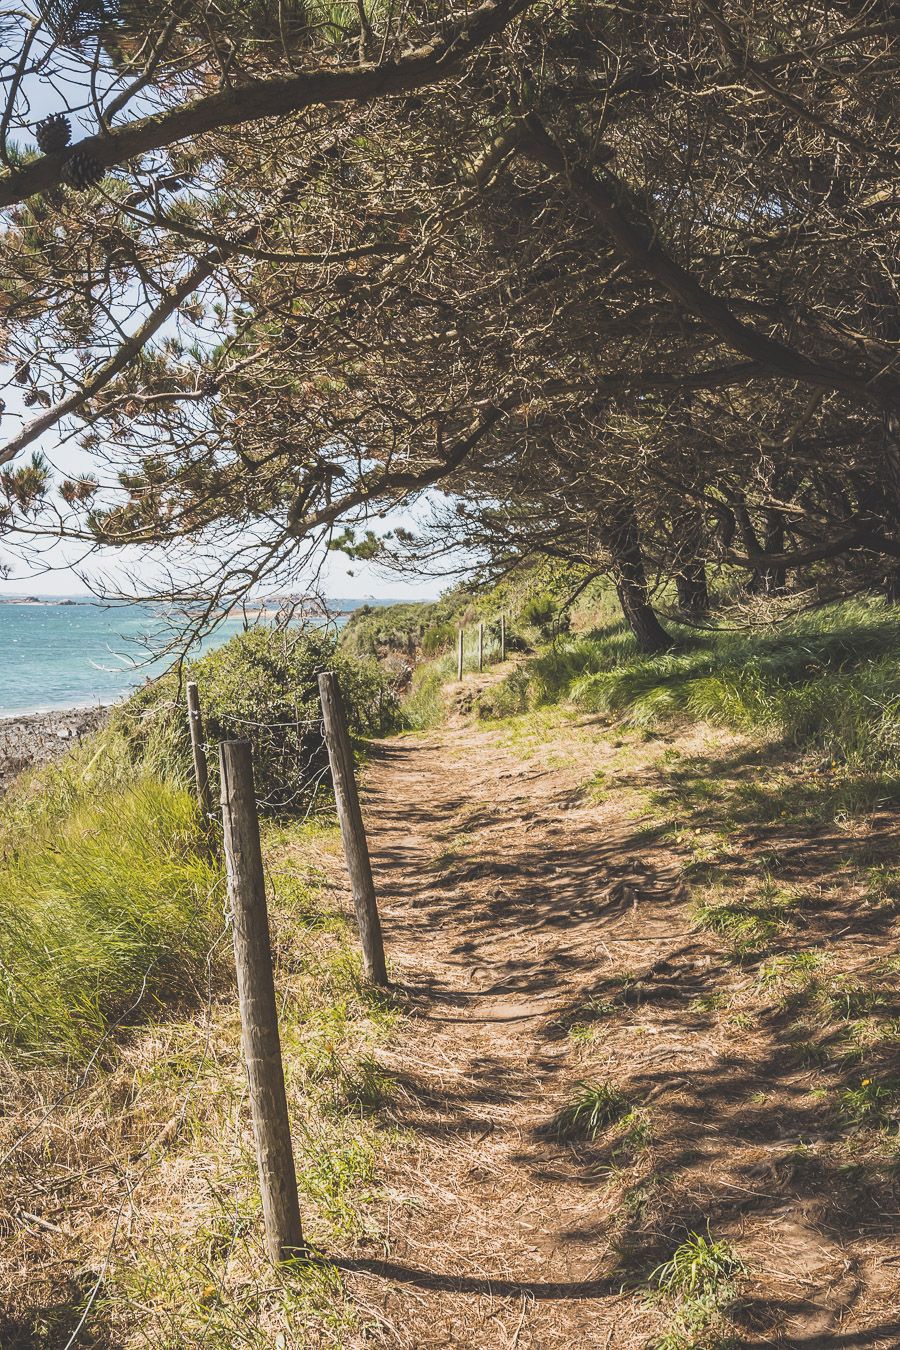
<box><xmin>2</xmin><ymin>677</ymin><xmax>385</xmax><ymax>1341</ymax></box>
<box><xmin>204</xmin><ymin>710</ymin><xmax>332</xmax><ymax>820</ymax></box>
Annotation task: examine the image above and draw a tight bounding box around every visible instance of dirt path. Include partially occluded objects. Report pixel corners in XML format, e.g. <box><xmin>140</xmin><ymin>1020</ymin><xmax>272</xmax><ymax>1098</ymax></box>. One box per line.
<box><xmin>332</xmin><ymin>692</ymin><xmax>900</xmax><ymax>1349</ymax></box>
<box><xmin>338</xmin><ymin>700</ymin><xmax>681</xmax><ymax>1348</ymax></box>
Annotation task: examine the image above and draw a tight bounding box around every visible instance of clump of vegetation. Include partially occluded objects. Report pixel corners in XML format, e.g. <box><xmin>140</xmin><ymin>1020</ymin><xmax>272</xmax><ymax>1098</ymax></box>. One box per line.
<box><xmin>552</xmin><ymin>1080</ymin><xmax>630</xmax><ymax>1139</ymax></box>
<box><xmin>338</xmin><ymin>595</ymin><xmax>471</xmax><ymax>661</ymax></box>
<box><xmin>520</xmin><ymin>591</ymin><xmax>569</xmax><ymax>637</ymax></box>
<box><xmin>693</xmin><ymin>879</ymin><xmax>798</xmax><ymax>954</ymax></box>
<box><xmin>401</xmin><ymin>655</ymin><xmax>456</xmax><ymax>728</ymax></box>
<box><xmin>120</xmin><ymin>625</ymin><xmax>398</xmax><ymax>814</ymax></box>
<box><xmin>651</xmin><ymin>1230</ymin><xmax>746</xmax><ymax>1350</ymax></box>
<box><xmin>652</xmin><ymin>1231</ymin><xmax>745</xmax><ymax>1298</ymax></box>
<box><xmin>839</xmin><ymin>1076</ymin><xmax>899</xmax><ymax>1125</ymax></box>
<box><xmin>0</xmin><ymin>776</ymin><xmax>219</xmax><ymax>1060</ymax></box>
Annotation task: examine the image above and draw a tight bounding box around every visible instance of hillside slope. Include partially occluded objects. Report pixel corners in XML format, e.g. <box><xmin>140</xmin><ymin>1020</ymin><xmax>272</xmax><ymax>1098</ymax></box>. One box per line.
<box><xmin>2</xmin><ymin>647</ymin><xmax>897</xmax><ymax>1347</ymax></box>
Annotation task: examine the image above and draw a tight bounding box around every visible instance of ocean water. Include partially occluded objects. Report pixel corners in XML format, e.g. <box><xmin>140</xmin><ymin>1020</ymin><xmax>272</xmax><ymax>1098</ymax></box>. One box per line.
<box><xmin>0</xmin><ymin>597</ymin><xmax>379</xmax><ymax>716</ymax></box>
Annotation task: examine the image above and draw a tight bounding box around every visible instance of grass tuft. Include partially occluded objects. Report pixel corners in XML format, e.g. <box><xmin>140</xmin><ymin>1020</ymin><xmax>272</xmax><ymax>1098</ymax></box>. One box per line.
<box><xmin>652</xmin><ymin>1231</ymin><xmax>745</xmax><ymax>1297</ymax></box>
<box><xmin>839</xmin><ymin>1076</ymin><xmax>899</xmax><ymax>1125</ymax></box>
<box><xmin>649</xmin><ymin>1230</ymin><xmax>746</xmax><ymax>1350</ymax></box>
<box><xmin>552</xmin><ymin>1080</ymin><xmax>630</xmax><ymax>1139</ymax></box>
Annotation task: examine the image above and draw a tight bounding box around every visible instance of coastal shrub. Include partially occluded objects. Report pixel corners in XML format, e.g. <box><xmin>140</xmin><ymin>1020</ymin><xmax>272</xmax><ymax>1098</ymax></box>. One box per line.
<box><xmin>338</xmin><ymin>596</ymin><xmax>470</xmax><ymax>659</ymax></box>
<box><xmin>520</xmin><ymin>592</ymin><xmax>559</xmax><ymax>635</ymax></box>
<box><xmin>0</xmin><ymin>778</ymin><xmax>219</xmax><ymax>1061</ymax></box>
<box><xmin>477</xmin><ymin>600</ymin><xmax>900</xmax><ymax>773</ymax></box>
<box><xmin>118</xmin><ymin>626</ymin><xmax>400</xmax><ymax>814</ymax></box>
<box><xmin>422</xmin><ymin>621</ymin><xmax>457</xmax><ymax>655</ymax></box>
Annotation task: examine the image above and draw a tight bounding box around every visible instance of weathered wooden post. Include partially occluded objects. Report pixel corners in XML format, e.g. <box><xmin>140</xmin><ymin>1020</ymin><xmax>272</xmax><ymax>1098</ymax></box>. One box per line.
<box><xmin>500</xmin><ymin>613</ymin><xmax>506</xmax><ymax>662</ymax></box>
<box><xmin>219</xmin><ymin>739</ymin><xmax>304</xmax><ymax>1263</ymax></box>
<box><xmin>457</xmin><ymin>627</ymin><xmax>464</xmax><ymax>681</ymax></box>
<box><xmin>186</xmin><ymin>681</ymin><xmax>213</xmax><ymax>826</ymax></box>
<box><xmin>317</xmin><ymin>672</ymin><xmax>388</xmax><ymax>986</ymax></box>
<box><xmin>478</xmin><ymin>622</ymin><xmax>484</xmax><ymax>672</ymax></box>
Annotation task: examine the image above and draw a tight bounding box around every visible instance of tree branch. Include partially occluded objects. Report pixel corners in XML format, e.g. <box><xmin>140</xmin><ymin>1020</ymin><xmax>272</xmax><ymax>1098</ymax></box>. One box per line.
<box><xmin>518</xmin><ymin>113</ymin><xmax>900</xmax><ymax>413</ymax></box>
<box><xmin>0</xmin><ymin>0</ymin><xmax>529</xmax><ymax>208</ymax></box>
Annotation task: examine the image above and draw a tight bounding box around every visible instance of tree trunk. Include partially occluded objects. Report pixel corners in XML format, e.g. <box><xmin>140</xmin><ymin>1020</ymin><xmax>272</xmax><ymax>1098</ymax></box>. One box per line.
<box><xmin>674</xmin><ymin>508</ymin><xmax>709</xmax><ymax>614</ymax></box>
<box><xmin>599</xmin><ymin>497</ymin><xmax>673</xmax><ymax>653</ymax></box>
<box><xmin>760</xmin><ymin>508</ymin><xmax>787</xmax><ymax>594</ymax></box>
<box><xmin>676</xmin><ymin>563</ymin><xmax>709</xmax><ymax>614</ymax></box>
<box><xmin>734</xmin><ymin>498</ymin><xmax>786</xmax><ymax>595</ymax></box>
<box><xmin>882</xmin><ymin>415</ymin><xmax>900</xmax><ymax>601</ymax></box>
<box><xmin>866</xmin><ymin>275</ymin><xmax>900</xmax><ymax>598</ymax></box>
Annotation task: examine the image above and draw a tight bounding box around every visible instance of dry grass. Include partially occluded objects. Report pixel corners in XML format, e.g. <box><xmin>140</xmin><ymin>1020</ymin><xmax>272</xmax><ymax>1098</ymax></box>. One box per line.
<box><xmin>0</xmin><ymin>821</ymin><xmax>400</xmax><ymax>1348</ymax></box>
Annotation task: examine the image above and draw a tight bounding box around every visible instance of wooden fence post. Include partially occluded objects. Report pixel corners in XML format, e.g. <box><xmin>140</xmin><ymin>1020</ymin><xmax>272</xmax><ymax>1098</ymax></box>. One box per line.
<box><xmin>478</xmin><ymin>622</ymin><xmax>484</xmax><ymax>672</ymax></box>
<box><xmin>500</xmin><ymin>613</ymin><xmax>506</xmax><ymax>662</ymax></box>
<box><xmin>186</xmin><ymin>681</ymin><xmax>213</xmax><ymax>828</ymax></box>
<box><xmin>219</xmin><ymin>739</ymin><xmax>305</xmax><ymax>1263</ymax></box>
<box><xmin>457</xmin><ymin>627</ymin><xmax>464</xmax><ymax>681</ymax></box>
<box><xmin>317</xmin><ymin>672</ymin><xmax>388</xmax><ymax>986</ymax></box>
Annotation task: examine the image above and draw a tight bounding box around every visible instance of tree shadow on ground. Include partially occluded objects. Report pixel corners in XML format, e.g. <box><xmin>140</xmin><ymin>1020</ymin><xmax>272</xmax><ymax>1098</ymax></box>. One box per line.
<box><xmin>358</xmin><ymin>733</ymin><xmax>900</xmax><ymax>1346</ymax></box>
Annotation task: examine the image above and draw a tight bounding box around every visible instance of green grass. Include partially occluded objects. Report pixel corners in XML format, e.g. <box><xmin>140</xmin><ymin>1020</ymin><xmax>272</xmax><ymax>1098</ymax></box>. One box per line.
<box><xmin>4</xmin><ymin>816</ymin><xmax>401</xmax><ymax>1346</ymax></box>
<box><xmin>0</xmin><ymin>773</ymin><xmax>219</xmax><ymax>1061</ymax></box>
<box><xmin>652</xmin><ymin>1231</ymin><xmax>745</xmax><ymax>1297</ymax></box>
<box><xmin>0</xmin><ymin>619</ymin><xmax>411</xmax><ymax>1063</ymax></box>
<box><xmin>651</xmin><ymin>1230</ymin><xmax>746</xmax><ymax>1350</ymax></box>
<box><xmin>476</xmin><ymin>599</ymin><xmax>900</xmax><ymax>775</ymax></box>
<box><xmin>552</xmin><ymin>1080</ymin><xmax>630</xmax><ymax>1139</ymax></box>
<box><xmin>839</xmin><ymin>1076</ymin><xmax>899</xmax><ymax>1125</ymax></box>
<box><xmin>401</xmin><ymin>653</ymin><xmax>456</xmax><ymax>728</ymax></box>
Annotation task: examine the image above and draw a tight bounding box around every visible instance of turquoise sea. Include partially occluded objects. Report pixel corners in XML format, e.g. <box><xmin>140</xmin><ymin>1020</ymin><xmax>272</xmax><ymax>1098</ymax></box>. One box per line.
<box><xmin>0</xmin><ymin>597</ymin><xmax>379</xmax><ymax>716</ymax></box>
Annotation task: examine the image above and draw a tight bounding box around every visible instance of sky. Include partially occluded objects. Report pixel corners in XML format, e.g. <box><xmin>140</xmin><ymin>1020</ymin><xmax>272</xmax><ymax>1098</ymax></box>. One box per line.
<box><xmin>0</xmin><ymin>555</ymin><xmax>449</xmax><ymax>599</ymax></box>
<box><xmin>0</xmin><ymin>501</ymin><xmax>454</xmax><ymax>599</ymax></box>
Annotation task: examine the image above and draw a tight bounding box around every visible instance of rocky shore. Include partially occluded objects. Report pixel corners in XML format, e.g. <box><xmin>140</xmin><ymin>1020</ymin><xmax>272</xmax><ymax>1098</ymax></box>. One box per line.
<box><xmin>0</xmin><ymin>706</ymin><xmax>110</xmax><ymax>795</ymax></box>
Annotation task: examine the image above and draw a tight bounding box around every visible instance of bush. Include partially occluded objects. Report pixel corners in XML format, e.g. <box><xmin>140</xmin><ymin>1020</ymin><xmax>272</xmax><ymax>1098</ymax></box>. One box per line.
<box><xmin>520</xmin><ymin>592</ymin><xmax>558</xmax><ymax>634</ymax></box>
<box><xmin>338</xmin><ymin>597</ymin><xmax>469</xmax><ymax>660</ymax></box>
<box><xmin>422</xmin><ymin>621</ymin><xmax>457</xmax><ymax>656</ymax></box>
<box><xmin>119</xmin><ymin>625</ymin><xmax>400</xmax><ymax>814</ymax></box>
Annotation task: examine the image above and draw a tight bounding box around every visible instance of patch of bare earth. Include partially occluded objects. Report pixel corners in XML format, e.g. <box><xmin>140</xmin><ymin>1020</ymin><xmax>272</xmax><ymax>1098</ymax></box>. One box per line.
<box><xmin>334</xmin><ymin>684</ymin><xmax>900</xmax><ymax>1348</ymax></box>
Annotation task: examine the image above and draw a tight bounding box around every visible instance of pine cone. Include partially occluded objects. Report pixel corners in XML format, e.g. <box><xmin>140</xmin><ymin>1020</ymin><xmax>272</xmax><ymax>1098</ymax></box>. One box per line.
<box><xmin>199</xmin><ymin>373</ymin><xmax>218</xmax><ymax>396</ymax></box>
<box><xmin>64</xmin><ymin>148</ymin><xmax>105</xmax><ymax>191</ymax></box>
<box><xmin>35</xmin><ymin>113</ymin><xmax>71</xmax><ymax>154</ymax></box>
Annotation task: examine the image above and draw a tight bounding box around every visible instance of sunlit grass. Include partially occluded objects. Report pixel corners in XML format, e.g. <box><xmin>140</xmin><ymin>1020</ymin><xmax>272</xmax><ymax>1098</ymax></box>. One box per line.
<box><xmin>650</xmin><ymin>1229</ymin><xmax>746</xmax><ymax>1350</ymax></box>
<box><xmin>552</xmin><ymin>1080</ymin><xmax>630</xmax><ymax>1139</ymax></box>
<box><xmin>477</xmin><ymin>598</ymin><xmax>900</xmax><ymax>778</ymax></box>
<box><xmin>0</xmin><ymin>774</ymin><xmax>220</xmax><ymax>1061</ymax></box>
